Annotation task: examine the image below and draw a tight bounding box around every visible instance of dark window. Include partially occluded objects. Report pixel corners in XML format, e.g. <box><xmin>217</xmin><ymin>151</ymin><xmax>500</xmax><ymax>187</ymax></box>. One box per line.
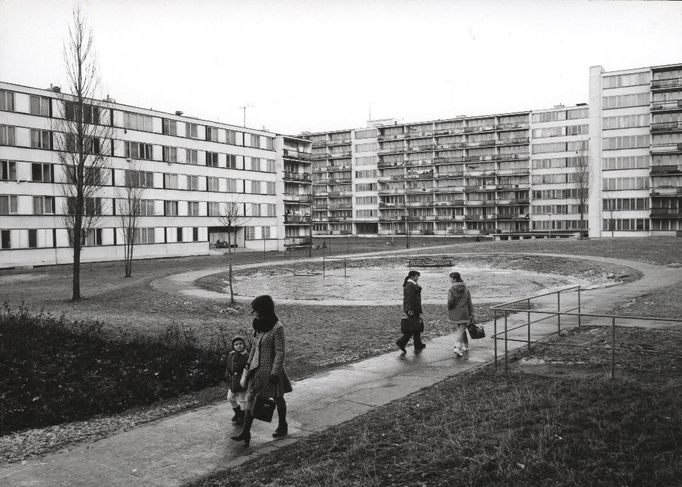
<box><xmin>28</xmin><ymin>229</ymin><xmax>37</xmax><ymax>248</ymax></box>
<box><xmin>1</xmin><ymin>230</ymin><xmax>10</xmax><ymax>249</ymax></box>
<box><xmin>193</xmin><ymin>227</ymin><xmax>199</xmax><ymax>241</ymax></box>
<box><xmin>177</xmin><ymin>227</ymin><xmax>183</xmax><ymax>242</ymax></box>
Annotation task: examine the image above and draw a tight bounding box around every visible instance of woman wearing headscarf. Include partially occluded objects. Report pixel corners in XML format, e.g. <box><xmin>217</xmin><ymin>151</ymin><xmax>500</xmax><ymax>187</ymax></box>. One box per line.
<box><xmin>231</xmin><ymin>295</ymin><xmax>292</xmax><ymax>447</ymax></box>
<box><xmin>396</xmin><ymin>270</ymin><xmax>426</xmax><ymax>353</ymax></box>
<box><xmin>448</xmin><ymin>271</ymin><xmax>474</xmax><ymax>357</ymax></box>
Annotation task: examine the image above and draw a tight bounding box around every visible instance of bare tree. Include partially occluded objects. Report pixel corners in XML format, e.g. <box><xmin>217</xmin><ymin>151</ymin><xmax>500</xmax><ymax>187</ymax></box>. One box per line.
<box><xmin>118</xmin><ymin>161</ymin><xmax>145</xmax><ymax>277</ymax></box>
<box><xmin>217</xmin><ymin>200</ymin><xmax>250</xmax><ymax>306</ymax></box>
<box><xmin>604</xmin><ymin>199</ymin><xmax>617</xmax><ymax>238</ymax></box>
<box><xmin>574</xmin><ymin>148</ymin><xmax>590</xmax><ymax>238</ymax></box>
<box><xmin>53</xmin><ymin>8</ymin><xmax>111</xmax><ymax>300</ymax></box>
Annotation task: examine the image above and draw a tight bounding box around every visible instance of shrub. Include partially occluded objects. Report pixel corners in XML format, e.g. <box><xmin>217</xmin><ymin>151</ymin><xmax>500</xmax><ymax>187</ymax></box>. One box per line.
<box><xmin>0</xmin><ymin>303</ymin><xmax>227</xmax><ymax>435</ymax></box>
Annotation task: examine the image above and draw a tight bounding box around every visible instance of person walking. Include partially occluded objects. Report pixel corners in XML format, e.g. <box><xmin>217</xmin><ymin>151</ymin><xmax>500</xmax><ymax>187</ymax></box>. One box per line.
<box><xmin>231</xmin><ymin>295</ymin><xmax>292</xmax><ymax>447</ymax></box>
<box><xmin>225</xmin><ymin>335</ymin><xmax>249</xmax><ymax>425</ymax></box>
<box><xmin>448</xmin><ymin>271</ymin><xmax>474</xmax><ymax>357</ymax></box>
<box><xmin>396</xmin><ymin>270</ymin><xmax>426</xmax><ymax>353</ymax></box>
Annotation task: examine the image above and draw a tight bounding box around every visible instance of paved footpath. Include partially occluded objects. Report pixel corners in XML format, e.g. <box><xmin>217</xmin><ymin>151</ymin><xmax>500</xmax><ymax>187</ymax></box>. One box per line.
<box><xmin>2</xmin><ymin>251</ymin><xmax>681</xmax><ymax>486</ymax></box>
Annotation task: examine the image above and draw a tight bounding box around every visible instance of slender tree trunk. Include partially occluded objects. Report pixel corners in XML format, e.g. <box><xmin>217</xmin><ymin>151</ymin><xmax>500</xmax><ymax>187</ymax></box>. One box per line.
<box><xmin>72</xmin><ymin>245</ymin><xmax>81</xmax><ymax>300</ymax></box>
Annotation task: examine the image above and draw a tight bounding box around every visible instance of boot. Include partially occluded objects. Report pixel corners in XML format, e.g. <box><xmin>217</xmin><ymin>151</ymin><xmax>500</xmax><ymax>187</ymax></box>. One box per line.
<box><xmin>272</xmin><ymin>403</ymin><xmax>288</xmax><ymax>438</ymax></box>
<box><xmin>231</xmin><ymin>407</ymin><xmax>242</xmax><ymax>423</ymax></box>
<box><xmin>230</xmin><ymin>412</ymin><xmax>253</xmax><ymax>447</ymax></box>
<box><xmin>235</xmin><ymin>408</ymin><xmax>245</xmax><ymax>426</ymax></box>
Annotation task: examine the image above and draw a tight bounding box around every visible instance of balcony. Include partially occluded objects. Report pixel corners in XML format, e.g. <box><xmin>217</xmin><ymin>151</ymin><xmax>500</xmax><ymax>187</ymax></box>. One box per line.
<box><xmin>329</xmin><ymin>151</ymin><xmax>352</xmax><ymax>159</ymax></box>
<box><xmin>650</xmin><ymin>187</ymin><xmax>682</xmax><ymax>196</ymax></box>
<box><xmin>651</xmin><ymin>100</ymin><xmax>682</xmax><ymax>112</ymax></box>
<box><xmin>434</xmin><ymin>156</ymin><xmax>465</xmax><ymax>164</ymax></box>
<box><xmin>283</xmin><ymin>171</ymin><xmax>312</xmax><ymax>182</ymax></box>
<box><xmin>650</xmin><ymin>142</ymin><xmax>682</xmax><ymax>155</ymax></box>
<box><xmin>282</xmin><ymin>193</ymin><xmax>312</xmax><ymax>203</ymax></box>
<box><xmin>328</xmin><ymin>191</ymin><xmax>353</xmax><ymax>197</ymax></box>
<box><xmin>651</xmin><ymin>121</ymin><xmax>682</xmax><ymax>133</ymax></box>
<box><xmin>434</xmin><ymin>200</ymin><xmax>464</xmax><ymax>207</ymax></box>
<box><xmin>283</xmin><ymin>149</ymin><xmax>312</xmax><ymax>161</ymax></box>
<box><xmin>284</xmin><ymin>236</ymin><xmax>312</xmax><ymax>247</ymax></box>
<box><xmin>498</xmin><ymin>137</ymin><xmax>530</xmax><ymax>146</ymax></box>
<box><xmin>651</xmin><ymin>77</ymin><xmax>682</xmax><ymax>91</ymax></box>
<box><xmin>284</xmin><ymin>215</ymin><xmax>312</xmax><ymax>224</ymax></box>
<box><xmin>651</xmin><ymin>165</ymin><xmax>682</xmax><ymax>175</ymax></box>
<box><xmin>327</xmin><ymin>137</ymin><xmax>352</xmax><ymax>146</ymax></box>
<box><xmin>650</xmin><ymin>208</ymin><xmax>682</xmax><ymax>218</ymax></box>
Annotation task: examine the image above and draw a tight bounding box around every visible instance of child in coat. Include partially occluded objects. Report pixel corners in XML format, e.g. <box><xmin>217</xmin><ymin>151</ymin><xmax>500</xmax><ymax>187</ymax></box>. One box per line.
<box><xmin>225</xmin><ymin>335</ymin><xmax>249</xmax><ymax>425</ymax></box>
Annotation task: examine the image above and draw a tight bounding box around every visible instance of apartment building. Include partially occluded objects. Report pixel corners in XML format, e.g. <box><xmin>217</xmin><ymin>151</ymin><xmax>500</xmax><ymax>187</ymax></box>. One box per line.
<box><xmin>529</xmin><ymin>104</ymin><xmax>590</xmax><ymax>235</ymax></box>
<box><xmin>588</xmin><ymin>63</ymin><xmax>682</xmax><ymax>237</ymax></box>
<box><xmin>0</xmin><ymin>81</ymin><xmax>283</xmax><ymax>268</ymax></box>
<box><xmin>280</xmin><ymin>135</ymin><xmax>313</xmax><ymax>248</ymax></box>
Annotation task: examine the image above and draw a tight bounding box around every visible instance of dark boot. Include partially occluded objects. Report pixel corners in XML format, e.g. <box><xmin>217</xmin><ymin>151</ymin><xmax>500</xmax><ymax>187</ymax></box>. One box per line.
<box><xmin>230</xmin><ymin>412</ymin><xmax>253</xmax><ymax>447</ymax></box>
<box><xmin>414</xmin><ymin>332</ymin><xmax>426</xmax><ymax>351</ymax></box>
<box><xmin>231</xmin><ymin>407</ymin><xmax>242</xmax><ymax>423</ymax></box>
<box><xmin>235</xmin><ymin>408</ymin><xmax>245</xmax><ymax>426</ymax></box>
<box><xmin>272</xmin><ymin>401</ymin><xmax>288</xmax><ymax>438</ymax></box>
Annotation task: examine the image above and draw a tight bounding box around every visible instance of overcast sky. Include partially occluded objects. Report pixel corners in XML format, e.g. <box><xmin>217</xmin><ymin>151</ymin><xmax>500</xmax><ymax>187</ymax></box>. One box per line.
<box><xmin>1</xmin><ymin>0</ymin><xmax>681</xmax><ymax>135</ymax></box>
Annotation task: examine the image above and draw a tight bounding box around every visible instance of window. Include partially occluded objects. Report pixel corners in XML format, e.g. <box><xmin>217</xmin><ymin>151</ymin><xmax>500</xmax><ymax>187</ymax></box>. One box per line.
<box><xmin>30</xmin><ymin>95</ymin><xmax>51</xmax><ymax>116</ymax></box>
<box><xmin>248</xmin><ymin>134</ymin><xmax>261</xmax><ymax>148</ymax></box>
<box><xmin>226</xmin><ymin>154</ymin><xmax>237</xmax><ymax>169</ymax></box>
<box><xmin>0</xmin><ymin>90</ymin><xmax>14</xmax><ymax>111</ymax></box>
<box><xmin>206</xmin><ymin>176</ymin><xmax>220</xmax><ymax>192</ymax></box>
<box><xmin>1</xmin><ymin>230</ymin><xmax>10</xmax><ymax>249</ymax></box>
<box><xmin>65</xmin><ymin>134</ymin><xmax>101</xmax><ymax>154</ymax></box>
<box><xmin>266</xmin><ymin>204</ymin><xmax>276</xmax><ymax>216</ymax></box>
<box><xmin>125</xmin><ymin>141</ymin><xmax>153</xmax><ymax>160</ymax></box>
<box><xmin>250</xmin><ymin>180</ymin><xmax>261</xmax><ymax>194</ymax></box>
<box><xmin>30</xmin><ymin>129</ymin><xmax>51</xmax><ymax>149</ymax></box>
<box><xmin>186</xmin><ymin>149</ymin><xmax>198</xmax><ymax>165</ymax></box>
<box><xmin>245</xmin><ymin>227</ymin><xmax>255</xmax><ymax>240</ymax></box>
<box><xmin>126</xmin><ymin>170</ymin><xmax>154</xmax><ymax>188</ymax></box>
<box><xmin>33</xmin><ymin>196</ymin><xmax>55</xmax><ymax>215</ymax></box>
<box><xmin>163</xmin><ymin>173</ymin><xmax>178</xmax><ymax>189</ymax></box>
<box><xmin>251</xmin><ymin>203</ymin><xmax>261</xmax><ymax>217</ymax></box>
<box><xmin>0</xmin><ymin>125</ymin><xmax>15</xmax><ymax>146</ymax></box>
<box><xmin>206</xmin><ymin>126</ymin><xmax>219</xmax><ymax>142</ymax></box>
<box><xmin>65</xmin><ymin>101</ymin><xmax>100</xmax><ymax>124</ymax></box>
<box><xmin>134</xmin><ymin>228</ymin><xmax>155</xmax><ymax>244</ymax></box>
<box><xmin>31</xmin><ymin>163</ymin><xmax>53</xmax><ymax>182</ymax></box>
<box><xmin>226</xmin><ymin>178</ymin><xmax>238</xmax><ymax>192</ymax></box>
<box><xmin>226</xmin><ymin>130</ymin><xmax>237</xmax><ymax>145</ymax></box>
<box><xmin>266</xmin><ymin>182</ymin><xmax>276</xmax><ymax>194</ymax></box>
<box><xmin>163</xmin><ymin>146</ymin><xmax>177</xmax><ymax>163</ymax></box>
<box><xmin>28</xmin><ymin>229</ymin><xmax>37</xmax><ymax>248</ymax></box>
<box><xmin>85</xmin><ymin>228</ymin><xmax>102</xmax><ymax>246</ymax></box>
<box><xmin>249</xmin><ymin>157</ymin><xmax>261</xmax><ymax>171</ymax></box>
<box><xmin>177</xmin><ymin>227</ymin><xmax>183</xmax><ymax>242</ymax></box>
<box><xmin>265</xmin><ymin>137</ymin><xmax>275</xmax><ymax>151</ymax></box>
<box><xmin>84</xmin><ymin>197</ymin><xmax>102</xmax><ymax>215</ymax></box>
<box><xmin>602</xmin><ymin>135</ymin><xmax>650</xmax><ymax>151</ymax></box>
<box><xmin>162</xmin><ymin>118</ymin><xmax>177</xmax><ymax>135</ymax></box>
<box><xmin>187</xmin><ymin>175</ymin><xmax>199</xmax><ymax>190</ymax></box>
<box><xmin>122</xmin><ymin>111</ymin><xmax>153</xmax><ymax>131</ymax></box>
<box><xmin>140</xmin><ymin>200</ymin><xmax>155</xmax><ymax>216</ymax></box>
<box><xmin>206</xmin><ymin>151</ymin><xmax>219</xmax><ymax>167</ymax></box>
<box><xmin>603</xmin><ymin>72</ymin><xmax>649</xmax><ymax>89</ymax></box>
<box><xmin>207</xmin><ymin>202</ymin><xmax>220</xmax><ymax>216</ymax></box>
<box><xmin>1</xmin><ymin>160</ymin><xmax>16</xmax><ymax>180</ymax></box>
<box><xmin>188</xmin><ymin>201</ymin><xmax>200</xmax><ymax>216</ymax></box>
<box><xmin>262</xmin><ymin>226</ymin><xmax>271</xmax><ymax>239</ymax></box>
<box><xmin>355</xmin><ymin>142</ymin><xmax>378</xmax><ymax>152</ymax></box>
<box><xmin>0</xmin><ymin>195</ymin><xmax>18</xmax><ymax>214</ymax></box>
<box><xmin>532</xmin><ymin>111</ymin><xmax>566</xmax><ymax>123</ymax></box>
<box><xmin>602</xmin><ymin>93</ymin><xmax>649</xmax><ymax>110</ymax></box>
<box><xmin>186</xmin><ymin>123</ymin><xmax>198</xmax><ymax>138</ymax></box>
<box><xmin>265</xmin><ymin>159</ymin><xmax>275</xmax><ymax>172</ymax></box>
<box><xmin>193</xmin><ymin>227</ymin><xmax>199</xmax><ymax>241</ymax></box>
<box><xmin>164</xmin><ymin>201</ymin><xmax>178</xmax><ymax>216</ymax></box>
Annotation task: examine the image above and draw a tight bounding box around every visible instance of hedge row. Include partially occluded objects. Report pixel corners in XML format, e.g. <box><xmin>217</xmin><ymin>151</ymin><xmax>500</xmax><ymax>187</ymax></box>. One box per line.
<box><xmin>0</xmin><ymin>304</ymin><xmax>227</xmax><ymax>435</ymax></box>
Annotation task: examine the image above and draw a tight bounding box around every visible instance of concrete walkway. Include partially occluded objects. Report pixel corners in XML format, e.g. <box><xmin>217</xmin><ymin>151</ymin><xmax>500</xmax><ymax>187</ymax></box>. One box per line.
<box><xmin>2</xmin><ymin>251</ymin><xmax>681</xmax><ymax>486</ymax></box>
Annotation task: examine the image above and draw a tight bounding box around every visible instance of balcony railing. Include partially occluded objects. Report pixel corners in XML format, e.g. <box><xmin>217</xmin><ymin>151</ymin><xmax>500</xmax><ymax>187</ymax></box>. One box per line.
<box><xmin>283</xmin><ymin>172</ymin><xmax>312</xmax><ymax>182</ymax></box>
<box><xmin>284</xmin><ymin>215</ymin><xmax>312</xmax><ymax>224</ymax></box>
<box><xmin>650</xmin><ymin>208</ymin><xmax>682</xmax><ymax>217</ymax></box>
<box><xmin>651</xmin><ymin>77</ymin><xmax>682</xmax><ymax>90</ymax></box>
<box><xmin>651</xmin><ymin>121</ymin><xmax>682</xmax><ymax>133</ymax></box>
<box><xmin>651</xmin><ymin>165</ymin><xmax>682</xmax><ymax>175</ymax></box>
<box><xmin>283</xmin><ymin>194</ymin><xmax>312</xmax><ymax>203</ymax></box>
<box><xmin>283</xmin><ymin>149</ymin><xmax>312</xmax><ymax>160</ymax></box>
<box><xmin>651</xmin><ymin>100</ymin><xmax>682</xmax><ymax>111</ymax></box>
<box><xmin>650</xmin><ymin>142</ymin><xmax>682</xmax><ymax>154</ymax></box>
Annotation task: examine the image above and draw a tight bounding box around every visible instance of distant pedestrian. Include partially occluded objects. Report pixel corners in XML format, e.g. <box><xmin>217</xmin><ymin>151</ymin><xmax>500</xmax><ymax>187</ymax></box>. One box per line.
<box><xmin>396</xmin><ymin>270</ymin><xmax>426</xmax><ymax>353</ymax></box>
<box><xmin>231</xmin><ymin>295</ymin><xmax>292</xmax><ymax>447</ymax></box>
<box><xmin>225</xmin><ymin>335</ymin><xmax>249</xmax><ymax>425</ymax></box>
<box><xmin>448</xmin><ymin>271</ymin><xmax>474</xmax><ymax>357</ymax></box>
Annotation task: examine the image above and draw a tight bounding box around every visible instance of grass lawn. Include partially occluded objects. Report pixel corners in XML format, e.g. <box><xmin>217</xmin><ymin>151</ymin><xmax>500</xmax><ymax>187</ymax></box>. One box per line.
<box><xmin>1</xmin><ymin>236</ymin><xmax>681</xmax><ymax>473</ymax></box>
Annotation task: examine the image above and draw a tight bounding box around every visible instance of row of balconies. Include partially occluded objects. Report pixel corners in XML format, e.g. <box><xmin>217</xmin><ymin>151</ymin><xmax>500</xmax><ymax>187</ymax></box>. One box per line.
<box><xmin>377</xmin><ymin>138</ymin><xmax>530</xmax><ymax>155</ymax></box>
<box><xmin>377</xmin><ymin>122</ymin><xmax>529</xmax><ymax>141</ymax></box>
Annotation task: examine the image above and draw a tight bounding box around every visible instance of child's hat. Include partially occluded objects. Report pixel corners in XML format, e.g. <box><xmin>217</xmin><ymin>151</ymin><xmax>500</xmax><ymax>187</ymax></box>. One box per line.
<box><xmin>232</xmin><ymin>335</ymin><xmax>246</xmax><ymax>347</ymax></box>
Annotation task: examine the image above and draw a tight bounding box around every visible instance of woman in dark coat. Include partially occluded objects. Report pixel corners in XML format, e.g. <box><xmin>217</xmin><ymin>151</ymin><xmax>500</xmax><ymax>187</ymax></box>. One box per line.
<box><xmin>396</xmin><ymin>270</ymin><xmax>426</xmax><ymax>353</ymax></box>
<box><xmin>231</xmin><ymin>295</ymin><xmax>292</xmax><ymax>447</ymax></box>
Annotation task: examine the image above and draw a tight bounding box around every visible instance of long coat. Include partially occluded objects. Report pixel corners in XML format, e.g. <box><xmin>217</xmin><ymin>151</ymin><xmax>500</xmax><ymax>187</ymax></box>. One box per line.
<box><xmin>246</xmin><ymin>322</ymin><xmax>292</xmax><ymax>399</ymax></box>
<box><xmin>225</xmin><ymin>351</ymin><xmax>249</xmax><ymax>393</ymax></box>
<box><xmin>403</xmin><ymin>280</ymin><xmax>423</xmax><ymax>316</ymax></box>
<box><xmin>448</xmin><ymin>282</ymin><xmax>474</xmax><ymax>324</ymax></box>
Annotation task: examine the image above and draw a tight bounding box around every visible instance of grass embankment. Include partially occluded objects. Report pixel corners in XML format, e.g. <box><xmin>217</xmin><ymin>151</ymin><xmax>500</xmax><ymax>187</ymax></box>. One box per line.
<box><xmin>0</xmin><ymin>305</ymin><xmax>227</xmax><ymax>435</ymax></box>
<box><xmin>192</xmin><ymin>326</ymin><xmax>682</xmax><ymax>487</ymax></box>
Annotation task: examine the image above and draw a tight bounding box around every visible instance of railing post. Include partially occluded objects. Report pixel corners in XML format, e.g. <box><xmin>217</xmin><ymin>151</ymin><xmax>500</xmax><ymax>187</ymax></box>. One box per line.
<box><xmin>527</xmin><ymin>298</ymin><xmax>531</xmax><ymax>353</ymax></box>
<box><xmin>504</xmin><ymin>310</ymin><xmax>509</xmax><ymax>374</ymax></box>
<box><xmin>611</xmin><ymin>316</ymin><xmax>616</xmax><ymax>379</ymax></box>
<box><xmin>577</xmin><ymin>286</ymin><xmax>582</xmax><ymax>327</ymax></box>
<box><xmin>557</xmin><ymin>290</ymin><xmax>561</xmax><ymax>335</ymax></box>
<box><xmin>493</xmin><ymin>309</ymin><xmax>498</xmax><ymax>371</ymax></box>
<box><xmin>322</xmin><ymin>257</ymin><xmax>326</xmax><ymax>278</ymax></box>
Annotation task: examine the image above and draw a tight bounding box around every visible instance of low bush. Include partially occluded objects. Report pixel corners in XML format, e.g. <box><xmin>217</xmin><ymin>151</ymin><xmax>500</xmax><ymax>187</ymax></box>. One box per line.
<box><xmin>0</xmin><ymin>304</ymin><xmax>227</xmax><ymax>435</ymax></box>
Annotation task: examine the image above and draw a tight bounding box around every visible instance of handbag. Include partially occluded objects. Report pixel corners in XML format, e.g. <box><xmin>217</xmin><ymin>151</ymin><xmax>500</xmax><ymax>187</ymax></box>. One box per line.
<box><xmin>467</xmin><ymin>322</ymin><xmax>485</xmax><ymax>339</ymax></box>
<box><xmin>252</xmin><ymin>395</ymin><xmax>276</xmax><ymax>422</ymax></box>
<box><xmin>400</xmin><ymin>316</ymin><xmax>425</xmax><ymax>334</ymax></box>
